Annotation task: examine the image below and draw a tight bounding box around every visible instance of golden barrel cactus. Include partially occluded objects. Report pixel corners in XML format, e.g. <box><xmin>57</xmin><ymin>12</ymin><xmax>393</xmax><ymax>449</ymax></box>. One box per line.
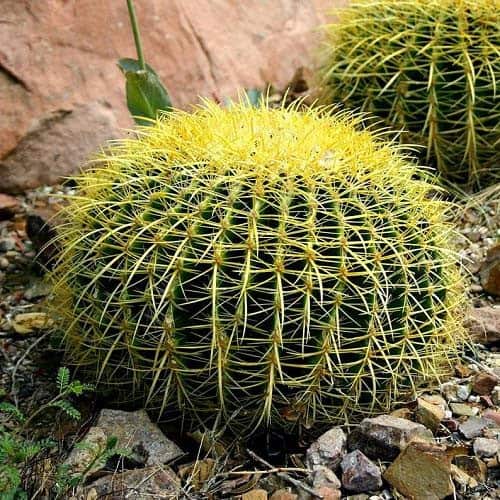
<box><xmin>50</xmin><ymin>103</ymin><xmax>467</xmax><ymax>434</ymax></box>
<box><xmin>319</xmin><ymin>0</ymin><xmax>500</xmax><ymax>189</ymax></box>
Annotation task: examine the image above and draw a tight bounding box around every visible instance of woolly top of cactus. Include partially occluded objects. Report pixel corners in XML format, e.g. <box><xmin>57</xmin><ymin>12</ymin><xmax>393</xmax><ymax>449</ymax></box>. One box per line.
<box><xmin>80</xmin><ymin>102</ymin><xmax>444</xmax><ymax>217</ymax></box>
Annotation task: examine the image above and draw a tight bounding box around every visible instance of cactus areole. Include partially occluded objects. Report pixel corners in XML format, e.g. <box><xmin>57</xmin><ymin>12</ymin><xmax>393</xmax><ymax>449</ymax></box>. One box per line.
<box><xmin>50</xmin><ymin>103</ymin><xmax>467</xmax><ymax>435</ymax></box>
<box><xmin>319</xmin><ymin>0</ymin><xmax>500</xmax><ymax>189</ymax></box>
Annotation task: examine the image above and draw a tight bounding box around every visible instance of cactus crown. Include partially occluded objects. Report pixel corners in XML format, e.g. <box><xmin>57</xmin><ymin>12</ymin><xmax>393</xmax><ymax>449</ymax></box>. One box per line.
<box><xmin>319</xmin><ymin>0</ymin><xmax>500</xmax><ymax>189</ymax></box>
<box><xmin>50</xmin><ymin>102</ymin><xmax>467</xmax><ymax>435</ymax></box>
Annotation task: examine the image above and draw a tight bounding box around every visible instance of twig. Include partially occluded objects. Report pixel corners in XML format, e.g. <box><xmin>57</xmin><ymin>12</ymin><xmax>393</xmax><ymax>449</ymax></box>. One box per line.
<box><xmin>11</xmin><ymin>330</ymin><xmax>51</xmax><ymax>406</ymax></box>
<box><xmin>246</xmin><ymin>449</ymin><xmax>321</xmax><ymax>498</ymax></box>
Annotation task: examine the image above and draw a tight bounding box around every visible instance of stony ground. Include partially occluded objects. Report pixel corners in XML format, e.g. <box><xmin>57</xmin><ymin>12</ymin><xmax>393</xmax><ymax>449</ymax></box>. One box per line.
<box><xmin>0</xmin><ymin>185</ymin><xmax>499</xmax><ymax>499</ymax></box>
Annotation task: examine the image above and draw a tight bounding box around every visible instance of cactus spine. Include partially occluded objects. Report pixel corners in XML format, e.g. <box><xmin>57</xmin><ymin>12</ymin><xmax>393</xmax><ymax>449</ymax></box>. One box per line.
<box><xmin>319</xmin><ymin>0</ymin><xmax>500</xmax><ymax>189</ymax></box>
<box><xmin>50</xmin><ymin>103</ymin><xmax>467</xmax><ymax>434</ymax></box>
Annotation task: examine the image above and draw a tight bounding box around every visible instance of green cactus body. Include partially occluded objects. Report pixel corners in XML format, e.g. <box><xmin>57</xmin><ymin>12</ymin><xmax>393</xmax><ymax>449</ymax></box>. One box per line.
<box><xmin>50</xmin><ymin>103</ymin><xmax>466</xmax><ymax>434</ymax></box>
<box><xmin>319</xmin><ymin>0</ymin><xmax>500</xmax><ymax>189</ymax></box>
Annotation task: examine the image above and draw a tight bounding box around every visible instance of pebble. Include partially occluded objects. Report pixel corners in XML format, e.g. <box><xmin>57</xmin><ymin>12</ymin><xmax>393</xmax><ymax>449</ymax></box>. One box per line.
<box><xmin>0</xmin><ymin>238</ymin><xmax>16</xmax><ymax>252</ymax></box>
<box><xmin>306</xmin><ymin>427</ymin><xmax>346</xmax><ymax>470</ymax></box>
<box><xmin>0</xmin><ymin>257</ymin><xmax>9</xmax><ymax>269</ymax></box>
<box><xmin>441</xmin><ymin>381</ymin><xmax>471</xmax><ymax>402</ymax></box>
<box><xmin>450</xmin><ymin>402</ymin><xmax>478</xmax><ymax>417</ymax></box>
<box><xmin>341</xmin><ymin>450</ymin><xmax>382</xmax><ymax>493</ymax></box>
<box><xmin>311</xmin><ymin>465</ymin><xmax>341</xmax><ymax>490</ymax></box>
<box><xmin>347</xmin><ymin>415</ymin><xmax>433</xmax><ymax>461</ymax></box>
<box><xmin>416</xmin><ymin>397</ymin><xmax>445</xmax><ymax>431</ymax></box>
<box><xmin>459</xmin><ymin>417</ymin><xmax>494</xmax><ymax>439</ymax></box>
<box><xmin>473</xmin><ymin>372</ymin><xmax>498</xmax><ymax>395</ymax></box>
<box><xmin>383</xmin><ymin>442</ymin><xmax>453</xmax><ymax>500</ymax></box>
<box><xmin>453</xmin><ymin>455</ymin><xmax>488</xmax><ymax>483</ymax></box>
<box><xmin>473</xmin><ymin>438</ymin><xmax>499</xmax><ymax>458</ymax></box>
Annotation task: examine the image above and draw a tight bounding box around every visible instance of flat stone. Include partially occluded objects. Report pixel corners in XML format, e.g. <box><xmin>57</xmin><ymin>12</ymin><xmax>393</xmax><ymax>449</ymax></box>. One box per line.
<box><xmin>341</xmin><ymin>450</ymin><xmax>382</xmax><ymax>493</ymax></box>
<box><xmin>483</xmin><ymin>409</ymin><xmax>500</xmax><ymax>426</ymax></box>
<box><xmin>94</xmin><ymin>409</ymin><xmax>183</xmax><ymax>466</ymax></box>
<box><xmin>270</xmin><ymin>489</ymin><xmax>298</xmax><ymax>500</ymax></box>
<box><xmin>459</xmin><ymin>417</ymin><xmax>495</xmax><ymax>439</ymax></box>
<box><xmin>473</xmin><ymin>372</ymin><xmax>498</xmax><ymax>395</ymax></box>
<box><xmin>479</xmin><ymin>244</ymin><xmax>500</xmax><ymax>297</ymax></box>
<box><xmin>306</xmin><ymin>427</ymin><xmax>347</xmax><ymax>470</ymax></box>
<box><xmin>85</xmin><ymin>466</ymin><xmax>180</xmax><ymax>499</ymax></box>
<box><xmin>311</xmin><ymin>465</ymin><xmax>341</xmax><ymax>490</ymax></box>
<box><xmin>467</xmin><ymin>307</ymin><xmax>500</xmax><ymax>345</ymax></box>
<box><xmin>384</xmin><ymin>442</ymin><xmax>453</xmax><ymax>500</ymax></box>
<box><xmin>450</xmin><ymin>402</ymin><xmax>477</xmax><ymax>417</ymax></box>
<box><xmin>314</xmin><ymin>487</ymin><xmax>341</xmax><ymax>500</ymax></box>
<box><xmin>492</xmin><ymin>386</ymin><xmax>500</xmax><ymax>405</ymax></box>
<box><xmin>10</xmin><ymin>312</ymin><xmax>54</xmax><ymax>334</ymax></box>
<box><xmin>242</xmin><ymin>490</ymin><xmax>268</xmax><ymax>500</ymax></box>
<box><xmin>451</xmin><ymin>464</ymin><xmax>478</xmax><ymax>490</ymax></box>
<box><xmin>0</xmin><ymin>238</ymin><xmax>16</xmax><ymax>252</ymax></box>
<box><xmin>453</xmin><ymin>455</ymin><xmax>487</xmax><ymax>483</ymax></box>
<box><xmin>347</xmin><ymin>415</ymin><xmax>433</xmax><ymax>460</ymax></box>
<box><xmin>440</xmin><ymin>381</ymin><xmax>471</xmax><ymax>402</ymax></box>
<box><xmin>64</xmin><ymin>427</ymin><xmax>108</xmax><ymax>475</ymax></box>
<box><xmin>416</xmin><ymin>398</ymin><xmax>445</xmax><ymax>432</ymax></box>
<box><xmin>473</xmin><ymin>438</ymin><xmax>499</xmax><ymax>458</ymax></box>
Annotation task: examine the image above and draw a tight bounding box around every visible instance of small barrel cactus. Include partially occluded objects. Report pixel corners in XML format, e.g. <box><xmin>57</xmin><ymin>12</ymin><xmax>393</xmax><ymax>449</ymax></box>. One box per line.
<box><xmin>50</xmin><ymin>102</ymin><xmax>466</xmax><ymax>435</ymax></box>
<box><xmin>319</xmin><ymin>0</ymin><xmax>500</xmax><ymax>189</ymax></box>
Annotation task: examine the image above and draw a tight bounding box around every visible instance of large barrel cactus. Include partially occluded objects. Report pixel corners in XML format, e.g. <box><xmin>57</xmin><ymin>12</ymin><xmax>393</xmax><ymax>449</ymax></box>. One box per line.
<box><xmin>319</xmin><ymin>0</ymin><xmax>500</xmax><ymax>189</ymax></box>
<box><xmin>50</xmin><ymin>103</ymin><xmax>466</xmax><ymax>434</ymax></box>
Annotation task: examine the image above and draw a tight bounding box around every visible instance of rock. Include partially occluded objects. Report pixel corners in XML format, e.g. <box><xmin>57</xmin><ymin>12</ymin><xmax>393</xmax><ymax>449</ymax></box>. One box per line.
<box><xmin>483</xmin><ymin>409</ymin><xmax>500</xmax><ymax>426</ymax></box>
<box><xmin>416</xmin><ymin>398</ymin><xmax>445</xmax><ymax>432</ymax></box>
<box><xmin>453</xmin><ymin>455</ymin><xmax>487</xmax><ymax>483</ymax></box>
<box><xmin>0</xmin><ymin>238</ymin><xmax>16</xmax><ymax>252</ymax></box>
<box><xmin>0</xmin><ymin>102</ymin><xmax>120</xmax><ymax>193</ymax></box>
<box><xmin>467</xmin><ymin>307</ymin><xmax>500</xmax><ymax>345</ymax></box>
<box><xmin>459</xmin><ymin>417</ymin><xmax>495</xmax><ymax>439</ymax></box>
<box><xmin>347</xmin><ymin>415</ymin><xmax>433</xmax><ymax>461</ymax></box>
<box><xmin>480</xmin><ymin>244</ymin><xmax>500</xmax><ymax>296</ymax></box>
<box><xmin>420</xmin><ymin>394</ymin><xmax>448</xmax><ymax>410</ymax></box>
<box><xmin>0</xmin><ymin>193</ymin><xmax>19</xmax><ymax>220</ymax></box>
<box><xmin>473</xmin><ymin>438</ymin><xmax>499</xmax><ymax>458</ymax></box>
<box><xmin>450</xmin><ymin>402</ymin><xmax>478</xmax><ymax>417</ymax></box>
<box><xmin>85</xmin><ymin>466</ymin><xmax>180</xmax><ymax>499</ymax></box>
<box><xmin>440</xmin><ymin>381</ymin><xmax>471</xmax><ymax>402</ymax></box>
<box><xmin>383</xmin><ymin>442</ymin><xmax>453</xmax><ymax>500</ymax></box>
<box><xmin>23</xmin><ymin>280</ymin><xmax>52</xmax><ymax>300</ymax></box>
<box><xmin>473</xmin><ymin>372</ymin><xmax>498</xmax><ymax>395</ymax></box>
<box><xmin>10</xmin><ymin>312</ymin><xmax>54</xmax><ymax>334</ymax></box>
<box><xmin>311</xmin><ymin>465</ymin><xmax>341</xmax><ymax>490</ymax></box>
<box><xmin>64</xmin><ymin>426</ymin><xmax>108</xmax><ymax>475</ymax></box>
<box><xmin>492</xmin><ymin>386</ymin><xmax>500</xmax><ymax>405</ymax></box>
<box><xmin>314</xmin><ymin>487</ymin><xmax>341</xmax><ymax>500</ymax></box>
<box><xmin>340</xmin><ymin>450</ymin><xmax>382</xmax><ymax>493</ymax></box>
<box><xmin>306</xmin><ymin>427</ymin><xmax>347</xmax><ymax>470</ymax></box>
<box><xmin>242</xmin><ymin>490</ymin><xmax>268</xmax><ymax>500</ymax></box>
<box><xmin>270</xmin><ymin>490</ymin><xmax>298</xmax><ymax>500</ymax></box>
<box><xmin>0</xmin><ymin>0</ymin><xmax>345</xmax><ymax>189</ymax></box>
<box><xmin>344</xmin><ymin>496</ymin><xmax>369</xmax><ymax>500</ymax></box>
<box><xmin>451</xmin><ymin>463</ymin><xmax>479</xmax><ymax>490</ymax></box>
<box><xmin>94</xmin><ymin>409</ymin><xmax>183</xmax><ymax>466</ymax></box>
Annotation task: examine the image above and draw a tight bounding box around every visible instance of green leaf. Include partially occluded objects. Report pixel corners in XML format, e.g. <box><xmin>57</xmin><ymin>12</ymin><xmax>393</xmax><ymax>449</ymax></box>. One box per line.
<box><xmin>118</xmin><ymin>58</ymin><xmax>172</xmax><ymax>126</ymax></box>
<box><xmin>0</xmin><ymin>403</ymin><xmax>25</xmax><ymax>424</ymax></box>
<box><xmin>244</xmin><ymin>88</ymin><xmax>263</xmax><ymax>107</ymax></box>
<box><xmin>49</xmin><ymin>400</ymin><xmax>81</xmax><ymax>421</ymax></box>
<box><xmin>56</xmin><ymin>367</ymin><xmax>70</xmax><ymax>393</ymax></box>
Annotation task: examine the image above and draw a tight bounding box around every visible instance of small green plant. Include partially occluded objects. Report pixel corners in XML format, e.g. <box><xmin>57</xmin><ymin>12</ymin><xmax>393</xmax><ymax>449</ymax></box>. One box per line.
<box><xmin>0</xmin><ymin>367</ymin><xmax>94</xmax><ymax>498</ymax></box>
<box><xmin>118</xmin><ymin>0</ymin><xmax>172</xmax><ymax>125</ymax></box>
<box><xmin>318</xmin><ymin>0</ymin><xmax>500</xmax><ymax>189</ymax></box>
<box><xmin>49</xmin><ymin>103</ymin><xmax>468</xmax><ymax>436</ymax></box>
